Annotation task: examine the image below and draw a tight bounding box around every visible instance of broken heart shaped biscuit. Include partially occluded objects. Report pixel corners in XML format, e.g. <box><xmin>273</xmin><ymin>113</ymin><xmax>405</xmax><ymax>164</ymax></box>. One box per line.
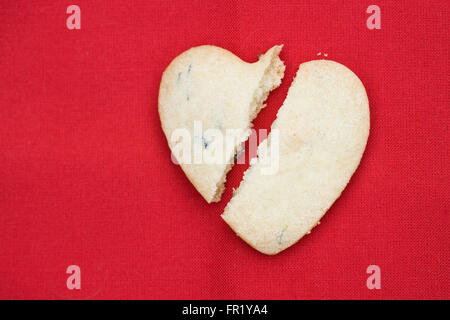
<box><xmin>222</xmin><ymin>60</ymin><xmax>370</xmax><ymax>254</ymax></box>
<box><xmin>159</xmin><ymin>45</ymin><xmax>285</xmax><ymax>203</ymax></box>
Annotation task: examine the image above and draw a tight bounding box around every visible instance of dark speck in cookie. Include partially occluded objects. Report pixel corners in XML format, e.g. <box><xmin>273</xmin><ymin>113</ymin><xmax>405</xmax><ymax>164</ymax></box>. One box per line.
<box><xmin>202</xmin><ymin>136</ymin><xmax>209</xmax><ymax>149</ymax></box>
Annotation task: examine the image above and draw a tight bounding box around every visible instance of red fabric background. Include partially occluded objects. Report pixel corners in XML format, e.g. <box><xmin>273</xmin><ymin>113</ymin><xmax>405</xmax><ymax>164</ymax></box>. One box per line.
<box><xmin>0</xmin><ymin>0</ymin><xmax>448</xmax><ymax>299</ymax></box>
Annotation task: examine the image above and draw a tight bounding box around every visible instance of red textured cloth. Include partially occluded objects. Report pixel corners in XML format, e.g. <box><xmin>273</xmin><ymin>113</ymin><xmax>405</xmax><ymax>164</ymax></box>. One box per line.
<box><xmin>0</xmin><ymin>0</ymin><xmax>448</xmax><ymax>299</ymax></box>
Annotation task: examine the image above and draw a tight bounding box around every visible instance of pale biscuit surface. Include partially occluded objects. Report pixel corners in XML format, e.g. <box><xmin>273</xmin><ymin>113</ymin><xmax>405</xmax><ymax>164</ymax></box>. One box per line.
<box><xmin>159</xmin><ymin>45</ymin><xmax>285</xmax><ymax>202</ymax></box>
<box><xmin>222</xmin><ymin>60</ymin><xmax>370</xmax><ymax>254</ymax></box>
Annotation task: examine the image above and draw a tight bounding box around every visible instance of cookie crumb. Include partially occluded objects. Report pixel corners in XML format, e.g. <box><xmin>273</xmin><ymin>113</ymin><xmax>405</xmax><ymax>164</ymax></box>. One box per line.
<box><xmin>234</xmin><ymin>147</ymin><xmax>245</xmax><ymax>162</ymax></box>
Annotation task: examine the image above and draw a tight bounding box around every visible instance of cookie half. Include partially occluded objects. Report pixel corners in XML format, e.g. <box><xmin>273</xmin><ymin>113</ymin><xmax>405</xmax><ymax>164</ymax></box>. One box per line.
<box><xmin>222</xmin><ymin>60</ymin><xmax>370</xmax><ymax>254</ymax></box>
<box><xmin>159</xmin><ymin>45</ymin><xmax>285</xmax><ymax>202</ymax></box>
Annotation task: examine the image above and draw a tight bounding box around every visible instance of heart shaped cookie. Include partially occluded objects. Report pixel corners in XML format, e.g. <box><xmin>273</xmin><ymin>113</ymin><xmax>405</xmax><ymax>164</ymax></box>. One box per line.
<box><xmin>159</xmin><ymin>45</ymin><xmax>285</xmax><ymax>203</ymax></box>
<box><xmin>222</xmin><ymin>60</ymin><xmax>370</xmax><ymax>254</ymax></box>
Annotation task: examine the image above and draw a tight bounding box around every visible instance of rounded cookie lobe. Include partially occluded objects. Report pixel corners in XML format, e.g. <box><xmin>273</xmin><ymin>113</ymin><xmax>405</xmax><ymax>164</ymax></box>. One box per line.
<box><xmin>222</xmin><ymin>60</ymin><xmax>370</xmax><ymax>254</ymax></box>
